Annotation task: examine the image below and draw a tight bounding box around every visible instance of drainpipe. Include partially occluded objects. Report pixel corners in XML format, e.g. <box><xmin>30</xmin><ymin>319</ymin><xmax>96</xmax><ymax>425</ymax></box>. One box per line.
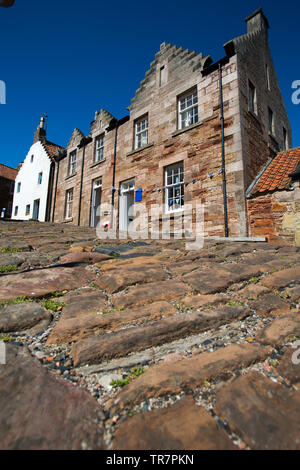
<box><xmin>78</xmin><ymin>136</ymin><xmax>92</xmax><ymax>226</ymax></box>
<box><xmin>52</xmin><ymin>153</ymin><xmax>62</xmax><ymax>222</ymax></box>
<box><xmin>111</xmin><ymin>119</ymin><xmax>118</xmax><ymax>228</ymax></box>
<box><xmin>45</xmin><ymin>162</ymin><xmax>55</xmax><ymax>222</ymax></box>
<box><xmin>219</xmin><ymin>62</ymin><xmax>229</xmax><ymax>237</ymax></box>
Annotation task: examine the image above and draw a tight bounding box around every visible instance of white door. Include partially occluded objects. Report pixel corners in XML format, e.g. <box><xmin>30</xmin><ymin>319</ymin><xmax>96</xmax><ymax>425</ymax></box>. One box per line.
<box><xmin>119</xmin><ymin>179</ymin><xmax>135</xmax><ymax>231</ymax></box>
<box><xmin>91</xmin><ymin>179</ymin><xmax>102</xmax><ymax>227</ymax></box>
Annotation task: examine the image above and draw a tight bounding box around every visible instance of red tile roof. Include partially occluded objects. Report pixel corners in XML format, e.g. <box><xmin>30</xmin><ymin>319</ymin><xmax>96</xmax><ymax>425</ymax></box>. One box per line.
<box><xmin>0</xmin><ymin>163</ymin><xmax>18</xmax><ymax>181</ymax></box>
<box><xmin>43</xmin><ymin>140</ymin><xmax>65</xmax><ymax>162</ymax></box>
<box><xmin>248</xmin><ymin>147</ymin><xmax>300</xmax><ymax>196</ymax></box>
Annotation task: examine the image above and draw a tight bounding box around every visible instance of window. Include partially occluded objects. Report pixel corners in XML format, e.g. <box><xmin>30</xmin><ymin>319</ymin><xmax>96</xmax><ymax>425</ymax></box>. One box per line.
<box><xmin>283</xmin><ymin>127</ymin><xmax>288</xmax><ymax>150</ymax></box>
<box><xmin>268</xmin><ymin>107</ymin><xmax>274</xmax><ymax>135</ymax></box>
<box><xmin>65</xmin><ymin>188</ymin><xmax>73</xmax><ymax>220</ymax></box>
<box><xmin>165</xmin><ymin>162</ymin><xmax>184</xmax><ymax>213</ymax></box>
<box><xmin>25</xmin><ymin>204</ymin><xmax>30</xmax><ymax>216</ymax></box>
<box><xmin>135</xmin><ymin>116</ymin><xmax>148</xmax><ymax>149</ymax></box>
<box><xmin>266</xmin><ymin>64</ymin><xmax>271</xmax><ymax>91</ymax></box>
<box><xmin>30</xmin><ymin>155</ymin><xmax>34</xmax><ymax>163</ymax></box>
<box><xmin>38</xmin><ymin>172</ymin><xmax>43</xmax><ymax>184</ymax></box>
<box><xmin>14</xmin><ymin>206</ymin><xmax>18</xmax><ymax>216</ymax></box>
<box><xmin>159</xmin><ymin>65</ymin><xmax>167</xmax><ymax>86</ymax></box>
<box><xmin>248</xmin><ymin>80</ymin><xmax>257</xmax><ymax>114</ymax></box>
<box><xmin>95</xmin><ymin>135</ymin><xmax>104</xmax><ymax>162</ymax></box>
<box><xmin>68</xmin><ymin>151</ymin><xmax>77</xmax><ymax>175</ymax></box>
<box><xmin>178</xmin><ymin>89</ymin><xmax>198</xmax><ymax>130</ymax></box>
<box><xmin>17</xmin><ymin>182</ymin><xmax>21</xmax><ymax>193</ymax></box>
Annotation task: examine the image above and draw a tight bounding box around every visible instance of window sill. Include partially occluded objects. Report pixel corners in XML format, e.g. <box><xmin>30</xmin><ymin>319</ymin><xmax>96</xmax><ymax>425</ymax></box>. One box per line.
<box><xmin>90</xmin><ymin>158</ymin><xmax>106</xmax><ymax>168</ymax></box>
<box><xmin>172</xmin><ymin>121</ymin><xmax>203</xmax><ymax>138</ymax></box>
<box><xmin>126</xmin><ymin>142</ymin><xmax>154</xmax><ymax>157</ymax></box>
<box><xmin>65</xmin><ymin>172</ymin><xmax>77</xmax><ymax>181</ymax></box>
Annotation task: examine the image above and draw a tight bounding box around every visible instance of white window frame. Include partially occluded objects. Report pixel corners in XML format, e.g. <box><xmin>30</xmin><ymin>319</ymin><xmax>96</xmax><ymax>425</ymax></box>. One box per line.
<box><xmin>65</xmin><ymin>188</ymin><xmax>74</xmax><ymax>220</ymax></box>
<box><xmin>164</xmin><ymin>162</ymin><xmax>184</xmax><ymax>213</ymax></box>
<box><xmin>135</xmin><ymin>116</ymin><xmax>148</xmax><ymax>149</ymax></box>
<box><xmin>68</xmin><ymin>151</ymin><xmax>77</xmax><ymax>176</ymax></box>
<box><xmin>38</xmin><ymin>172</ymin><xmax>43</xmax><ymax>185</ymax></box>
<box><xmin>95</xmin><ymin>135</ymin><xmax>104</xmax><ymax>162</ymax></box>
<box><xmin>178</xmin><ymin>89</ymin><xmax>198</xmax><ymax>130</ymax></box>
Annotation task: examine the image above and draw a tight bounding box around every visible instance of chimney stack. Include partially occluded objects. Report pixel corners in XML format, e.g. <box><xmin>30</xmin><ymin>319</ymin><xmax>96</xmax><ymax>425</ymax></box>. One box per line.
<box><xmin>245</xmin><ymin>8</ymin><xmax>269</xmax><ymax>35</ymax></box>
<box><xmin>33</xmin><ymin>116</ymin><xmax>47</xmax><ymax>144</ymax></box>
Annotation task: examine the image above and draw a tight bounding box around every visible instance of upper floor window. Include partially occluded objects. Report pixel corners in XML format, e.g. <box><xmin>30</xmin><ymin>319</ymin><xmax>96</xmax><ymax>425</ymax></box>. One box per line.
<box><xmin>38</xmin><ymin>172</ymin><xmax>43</xmax><ymax>184</ymax></box>
<box><xmin>68</xmin><ymin>151</ymin><xmax>77</xmax><ymax>176</ymax></box>
<box><xmin>17</xmin><ymin>182</ymin><xmax>21</xmax><ymax>193</ymax></box>
<box><xmin>65</xmin><ymin>188</ymin><xmax>74</xmax><ymax>220</ymax></box>
<box><xmin>30</xmin><ymin>155</ymin><xmax>34</xmax><ymax>163</ymax></box>
<box><xmin>135</xmin><ymin>115</ymin><xmax>148</xmax><ymax>149</ymax></box>
<box><xmin>95</xmin><ymin>135</ymin><xmax>104</xmax><ymax>162</ymax></box>
<box><xmin>248</xmin><ymin>80</ymin><xmax>257</xmax><ymax>114</ymax></box>
<box><xmin>178</xmin><ymin>88</ymin><xmax>198</xmax><ymax>130</ymax></box>
<box><xmin>165</xmin><ymin>162</ymin><xmax>184</xmax><ymax>213</ymax></box>
<box><xmin>268</xmin><ymin>107</ymin><xmax>274</xmax><ymax>135</ymax></box>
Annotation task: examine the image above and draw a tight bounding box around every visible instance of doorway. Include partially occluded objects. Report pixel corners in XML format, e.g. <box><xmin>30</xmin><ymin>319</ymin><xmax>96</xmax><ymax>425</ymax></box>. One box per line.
<box><xmin>91</xmin><ymin>178</ymin><xmax>102</xmax><ymax>227</ymax></box>
<box><xmin>119</xmin><ymin>179</ymin><xmax>135</xmax><ymax>232</ymax></box>
<box><xmin>33</xmin><ymin>199</ymin><xmax>40</xmax><ymax>220</ymax></box>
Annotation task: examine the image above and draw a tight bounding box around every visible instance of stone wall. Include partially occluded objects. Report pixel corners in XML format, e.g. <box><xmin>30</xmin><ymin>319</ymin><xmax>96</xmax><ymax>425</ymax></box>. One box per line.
<box><xmin>247</xmin><ymin>183</ymin><xmax>300</xmax><ymax>245</ymax></box>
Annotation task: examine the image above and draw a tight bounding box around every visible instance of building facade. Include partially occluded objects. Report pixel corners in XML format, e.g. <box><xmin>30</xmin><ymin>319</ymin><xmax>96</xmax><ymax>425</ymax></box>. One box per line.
<box><xmin>51</xmin><ymin>9</ymin><xmax>292</xmax><ymax>238</ymax></box>
<box><xmin>0</xmin><ymin>163</ymin><xmax>17</xmax><ymax>218</ymax></box>
<box><xmin>12</xmin><ymin>118</ymin><xmax>65</xmax><ymax>222</ymax></box>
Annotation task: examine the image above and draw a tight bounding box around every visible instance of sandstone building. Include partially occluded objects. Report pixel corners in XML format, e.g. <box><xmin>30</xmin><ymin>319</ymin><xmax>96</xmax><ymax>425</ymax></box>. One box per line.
<box><xmin>0</xmin><ymin>163</ymin><xmax>17</xmax><ymax>218</ymax></box>
<box><xmin>49</xmin><ymin>9</ymin><xmax>293</xmax><ymax>238</ymax></box>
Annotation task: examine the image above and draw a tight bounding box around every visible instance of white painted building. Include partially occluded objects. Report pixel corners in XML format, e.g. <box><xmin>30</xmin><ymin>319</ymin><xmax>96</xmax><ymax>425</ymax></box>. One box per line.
<box><xmin>12</xmin><ymin>118</ymin><xmax>64</xmax><ymax>222</ymax></box>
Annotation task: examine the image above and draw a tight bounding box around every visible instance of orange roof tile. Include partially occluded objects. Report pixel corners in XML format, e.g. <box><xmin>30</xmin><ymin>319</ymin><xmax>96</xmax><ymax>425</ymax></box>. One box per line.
<box><xmin>0</xmin><ymin>163</ymin><xmax>18</xmax><ymax>181</ymax></box>
<box><xmin>248</xmin><ymin>146</ymin><xmax>300</xmax><ymax>196</ymax></box>
<box><xmin>43</xmin><ymin>140</ymin><xmax>65</xmax><ymax>162</ymax></box>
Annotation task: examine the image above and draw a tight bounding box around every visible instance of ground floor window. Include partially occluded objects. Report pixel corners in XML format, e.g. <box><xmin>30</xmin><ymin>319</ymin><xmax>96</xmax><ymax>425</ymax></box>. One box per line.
<box><xmin>14</xmin><ymin>206</ymin><xmax>18</xmax><ymax>216</ymax></box>
<box><xmin>164</xmin><ymin>162</ymin><xmax>184</xmax><ymax>213</ymax></box>
<box><xmin>65</xmin><ymin>188</ymin><xmax>74</xmax><ymax>220</ymax></box>
<box><xmin>25</xmin><ymin>204</ymin><xmax>30</xmax><ymax>216</ymax></box>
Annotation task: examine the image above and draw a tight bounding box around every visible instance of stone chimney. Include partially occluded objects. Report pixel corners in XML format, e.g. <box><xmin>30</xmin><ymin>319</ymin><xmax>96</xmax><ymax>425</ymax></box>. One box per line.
<box><xmin>245</xmin><ymin>8</ymin><xmax>269</xmax><ymax>35</ymax></box>
<box><xmin>33</xmin><ymin>116</ymin><xmax>46</xmax><ymax>144</ymax></box>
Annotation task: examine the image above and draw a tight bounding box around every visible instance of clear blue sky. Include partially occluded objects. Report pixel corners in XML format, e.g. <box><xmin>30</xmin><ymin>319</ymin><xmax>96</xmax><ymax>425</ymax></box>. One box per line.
<box><xmin>0</xmin><ymin>0</ymin><xmax>299</xmax><ymax>169</ymax></box>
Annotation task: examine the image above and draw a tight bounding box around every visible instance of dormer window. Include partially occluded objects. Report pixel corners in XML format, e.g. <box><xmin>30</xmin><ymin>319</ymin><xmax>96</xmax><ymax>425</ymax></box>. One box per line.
<box><xmin>135</xmin><ymin>115</ymin><xmax>148</xmax><ymax>149</ymax></box>
<box><xmin>178</xmin><ymin>88</ymin><xmax>198</xmax><ymax>130</ymax></box>
<box><xmin>95</xmin><ymin>135</ymin><xmax>104</xmax><ymax>162</ymax></box>
<box><xmin>68</xmin><ymin>150</ymin><xmax>77</xmax><ymax>176</ymax></box>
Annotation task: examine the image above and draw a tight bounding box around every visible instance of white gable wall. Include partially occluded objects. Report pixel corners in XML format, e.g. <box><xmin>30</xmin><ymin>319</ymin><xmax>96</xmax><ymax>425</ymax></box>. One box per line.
<box><xmin>12</xmin><ymin>141</ymin><xmax>51</xmax><ymax>222</ymax></box>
